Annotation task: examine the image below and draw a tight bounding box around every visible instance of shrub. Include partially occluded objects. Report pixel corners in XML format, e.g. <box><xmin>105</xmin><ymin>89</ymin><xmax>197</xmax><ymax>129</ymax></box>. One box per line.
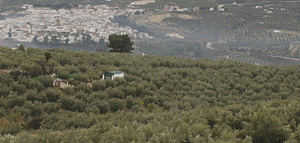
<box><xmin>44</xmin><ymin>88</ymin><xmax>62</xmax><ymax>102</ymax></box>
<box><xmin>247</xmin><ymin>112</ymin><xmax>291</xmax><ymax>143</ymax></box>
<box><xmin>57</xmin><ymin>70</ymin><xmax>70</xmax><ymax>80</ymax></box>
<box><xmin>109</xmin><ymin>98</ymin><xmax>125</xmax><ymax>112</ymax></box>
<box><xmin>107</xmin><ymin>88</ymin><xmax>125</xmax><ymax>99</ymax></box>
<box><xmin>26</xmin><ymin>117</ymin><xmax>43</xmax><ymax>130</ymax></box>
<box><xmin>92</xmin><ymin>80</ymin><xmax>106</xmax><ymax>91</ymax></box>
<box><xmin>11</xmin><ymin>83</ymin><xmax>27</xmax><ymax>95</ymax></box>
<box><xmin>60</xmin><ymin>96</ymin><xmax>75</xmax><ymax>111</ymax></box>
<box><xmin>7</xmin><ymin>96</ymin><xmax>26</xmax><ymax>108</ymax></box>
<box><xmin>0</xmin><ymin>119</ymin><xmax>23</xmax><ymax>135</ymax></box>
<box><xmin>74</xmin><ymin>73</ymin><xmax>89</xmax><ymax>83</ymax></box>
<box><xmin>96</xmin><ymin>101</ymin><xmax>110</xmax><ymax>114</ymax></box>
<box><xmin>27</xmin><ymin>80</ymin><xmax>44</xmax><ymax>91</ymax></box>
<box><xmin>38</xmin><ymin>76</ymin><xmax>54</xmax><ymax>88</ymax></box>
<box><xmin>0</xmin><ymin>84</ymin><xmax>10</xmax><ymax>97</ymax></box>
<box><xmin>126</xmin><ymin>96</ymin><xmax>135</xmax><ymax>109</ymax></box>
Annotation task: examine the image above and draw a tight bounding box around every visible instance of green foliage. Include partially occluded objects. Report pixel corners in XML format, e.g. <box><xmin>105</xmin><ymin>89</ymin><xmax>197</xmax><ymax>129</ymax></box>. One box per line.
<box><xmin>11</xmin><ymin>82</ymin><xmax>27</xmax><ymax>95</ymax></box>
<box><xmin>109</xmin><ymin>98</ymin><xmax>125</xmax><ymax>112</ymax></box>
<box><xmin>92</xmin><ymin>80</ymin><xmax>106</xmax><ymax>91</ymax></box>
<box><xmin>44</xmin><ymin>52</ymin><xmax>52</xmax><ymax>61</ymax></box>
<box><xmin>0</xmin><ymin>84</ymin><xmax>10</xmax><ymax>97</ymax></box>
<box><xmin>107</xmin><ymin>34</ymin><xmax>134</xmax><ymax>53</ymax></box>
<box><xmin>44</xmin><ymin>88</ymin><xmax>62</xmax><ymax>102</ymax></box>
<box><xmin>246</xmin><ymin>111</ymin><xmax>291</xmax><ymax>143</ymax></box>
<box><xmin>125</xmin><ymin>96</ymin><xmax>135</xmax><ymax>109</ymax></box>
<box><xmin>57</xmin><ymin>70</ymin><xmax>70</xmax><ymax>79</ymax></box>
<box><xmin>0</xmin><ymin>47</ymin><xmax>299</xmax><ymax>142</ymax></box>
<box><xmin>38</xmin><ymin>76</ymin><xmax>53</xmax><ymax>88</ymax></box>
<box><xmin>6</xmin><ymin>95</ymin><xmax>26</xmax><ymax>108</ymax></box>
<box><xmin>22</xmin><ymin>63</ymin><xmax>43</xmax><ymax>77</ymax></box>
<box><xmin>28</xmin><ymin>80</ymin><xmax>44</xmax><ymax>91</ymax></box>
<box><xmin>0</xmin><ymin>58</ymin><xmax>14</xmax><ymax>69</ymax></box>
<box><xmin>17</xmin><ymin>44</ymin><xmax>26</xmax><ymax>53</ymax></box>
<box><xmin>74</xmin><ymin>73</ymin><xmax>89</xmax><ymax>83</ymax></box>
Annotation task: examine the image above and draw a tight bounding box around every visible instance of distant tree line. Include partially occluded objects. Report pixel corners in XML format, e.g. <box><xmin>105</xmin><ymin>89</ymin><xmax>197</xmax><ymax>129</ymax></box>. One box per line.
<box><xmin>32</xmin><ymin>33</ymin><xmax>109</xmax><ymax>52</ymax></box>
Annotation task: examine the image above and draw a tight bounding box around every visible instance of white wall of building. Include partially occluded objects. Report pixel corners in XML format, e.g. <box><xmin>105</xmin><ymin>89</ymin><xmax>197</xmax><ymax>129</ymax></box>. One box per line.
<box><xmin>112</xmin><ymin>73</ymin><xmax>125</xmax><ymax>80</ymax></box>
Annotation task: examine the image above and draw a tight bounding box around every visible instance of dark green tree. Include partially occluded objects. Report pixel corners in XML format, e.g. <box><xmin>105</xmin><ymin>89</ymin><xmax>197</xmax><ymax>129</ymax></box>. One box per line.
<box><xmin>8</xmin><ymin>28</ymin><xmax>12</xmax><ymax>38</ymax></box>
<box><xmin>44</xmin><ymin>52</ymin><xmax>52</xmax><ymax>62</ymax></box>
<box><xmin>33</xmin><ymin>35</ymin><xmax>38</xmax><ymax>43</ymax></box>
<box><xmin>82</xmin><ymin>33</ymin><xmax>93</xmax><ymax>44</ymax></box>
<box><xmin>96</xmin><ymin>37</ymin><xmax>108</xmax><ymax>52</ymax></box>
<box><xmin>50</xmin><ymin>35</ymin><xmax>59</xmax><ymax>45</ymax></box>
<box><xmin>107</xmin><ymin>34</ymin><xmax>134</xmax><ymax>53</ymax></box>
<box><xmin>43</xmin><ymin>36</ymin><xmax>49</xmax><ymax>44</ymax></box>
<box><xmin>65</xmin><ymin>38</ymin><xmax>70</xmax><ymax>44</ymax></box>
<box><xmin>17</xmin><ymin>44</ymin><xmax>26</xmax><ymax>53</ymax></box>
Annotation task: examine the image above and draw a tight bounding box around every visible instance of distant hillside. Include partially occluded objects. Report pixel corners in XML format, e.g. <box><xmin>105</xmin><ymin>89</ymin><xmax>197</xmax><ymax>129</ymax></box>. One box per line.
<box><xmin>0</xmin><ymin>47</ymin><xmax>300</xmax><ymax>142</ymax></box>
<box><xmin>0</xmin><ymin>0</ymin><xmax>299</xmax><ymax>66</ymax></box>
<box><xmin>130</xmin><ymin>0</ymin><xmax>300</xmax><ymax>66</ymax></box>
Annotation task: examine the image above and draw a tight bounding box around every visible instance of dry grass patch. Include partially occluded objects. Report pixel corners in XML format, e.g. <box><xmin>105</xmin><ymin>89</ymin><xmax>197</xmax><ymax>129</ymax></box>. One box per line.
<box><xmin>148</xmin><ymin>13</ymin><xmax>171</xmax><ymax>23</ymax></box>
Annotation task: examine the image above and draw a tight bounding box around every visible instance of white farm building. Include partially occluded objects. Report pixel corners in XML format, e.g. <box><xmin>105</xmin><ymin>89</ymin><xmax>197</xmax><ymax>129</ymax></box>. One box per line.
<box><xmin>102</xmin><ymin>71</ymin><xmax>125</xmax><ymax>80</ymax></box>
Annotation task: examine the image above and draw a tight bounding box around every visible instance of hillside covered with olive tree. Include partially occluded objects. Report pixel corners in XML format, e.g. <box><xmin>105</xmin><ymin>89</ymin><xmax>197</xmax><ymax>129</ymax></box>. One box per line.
<box><xmin>0</xmin><ymin>46</ymin><xmax>300</xmax><ymax>142</ymax></box>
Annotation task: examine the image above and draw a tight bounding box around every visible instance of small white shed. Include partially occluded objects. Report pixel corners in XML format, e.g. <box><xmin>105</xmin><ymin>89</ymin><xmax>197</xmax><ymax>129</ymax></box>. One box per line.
<box><xmin>102</xmin><ymin>71</ymin><xmax>125</xmax><ymax>80</ymax></box>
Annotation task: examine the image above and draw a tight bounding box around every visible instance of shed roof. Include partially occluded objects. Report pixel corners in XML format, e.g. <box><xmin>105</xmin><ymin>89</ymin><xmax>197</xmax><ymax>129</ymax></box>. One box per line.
<box><xmin>104</xmin><ymin>70</ymin><xmax>124</xmax><ymax>75</ymax></box>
